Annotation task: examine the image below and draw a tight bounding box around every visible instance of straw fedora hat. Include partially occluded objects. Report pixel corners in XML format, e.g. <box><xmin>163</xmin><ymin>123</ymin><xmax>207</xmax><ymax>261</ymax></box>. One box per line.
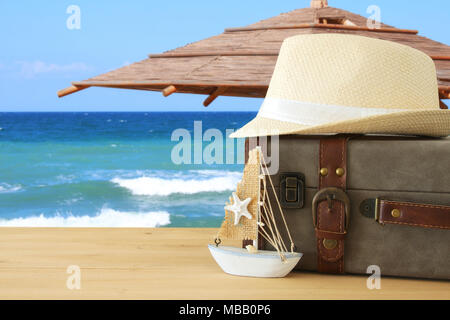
<box><xmin>231</xmin><ymin>34</ymin><xmax>450</xmax><ymax>138</ymax></box>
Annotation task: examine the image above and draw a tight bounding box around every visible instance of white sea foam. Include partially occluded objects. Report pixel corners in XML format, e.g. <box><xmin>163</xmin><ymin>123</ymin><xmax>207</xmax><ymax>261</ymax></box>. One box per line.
<box><xmin>111</xmin><ymin>170</ymin><xmax>242</xmax><ymax>196</ymax></box>
<box><xmin>56</xmin><ymin>174</ymin><xmax>76</xmax><ymax>182</ymax></box>
<box><xmin>0</xmin><ymin>208</ymin><xmax>171</xmax><ymax>228</ymax></box>
<box><xmin>0</xmin><ymin>183</ymin><xmax>22</xmax><ymax>193</ymax></box>
<box><xmin>59</xmin><ymin>197</ymin><xmax>84</xmax><ymax>206</ymax></box>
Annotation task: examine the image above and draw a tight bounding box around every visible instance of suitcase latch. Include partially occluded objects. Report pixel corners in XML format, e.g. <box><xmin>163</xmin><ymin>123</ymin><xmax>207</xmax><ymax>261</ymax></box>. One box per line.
<box><xmin>280</xmin><ymin>173</ymin><xmax>305</xmax><ymax>209</ymax></box>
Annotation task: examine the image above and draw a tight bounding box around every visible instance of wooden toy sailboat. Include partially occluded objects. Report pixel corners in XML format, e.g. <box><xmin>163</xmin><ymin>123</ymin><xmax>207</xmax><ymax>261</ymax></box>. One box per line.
<box><xmin>208</xmin><ymin>147</ymin><xmax>302</xmax><ymax>278</ymax></box>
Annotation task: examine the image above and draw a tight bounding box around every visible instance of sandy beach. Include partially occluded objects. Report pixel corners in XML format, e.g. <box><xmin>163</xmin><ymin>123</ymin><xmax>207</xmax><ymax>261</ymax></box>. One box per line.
<box><xmin>0</xmin><ymin>227</ymin><xmax>448</xmax><ymax>300</ymax></box>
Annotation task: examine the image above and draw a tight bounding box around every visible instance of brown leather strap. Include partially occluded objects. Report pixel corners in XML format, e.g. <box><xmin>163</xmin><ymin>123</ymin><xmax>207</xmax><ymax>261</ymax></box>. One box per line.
<box><xmin>315</xmin><ymin>137</ymin><xmax>348</xmax><ymax>274</ymax></box>
<box><xmin>379</xmin><ymin>200</ymin><xmax>450</xmax><ymax>230</ymax></box>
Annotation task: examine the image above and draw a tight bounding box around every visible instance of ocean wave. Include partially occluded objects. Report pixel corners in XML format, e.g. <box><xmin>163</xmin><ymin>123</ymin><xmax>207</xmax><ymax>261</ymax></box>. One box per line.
<box><xmin>0</xmin><ymin>208</ymin><xmax>171</xmax><ymax>228</ymax></box>
<box><xmin>192</xmin><ymin>170</ymin><xmax>241</xmax><ymax>177</ymax></box>
<box><xmin>56</xmin><ymin>174</ymin><xmax>76</xmax><ymax>182</ymax></box>
<box><xmin>111</xmin><ymin>171</ymin><xmax>242</xmax><ymax>196</ymax></box>
<box><xmin>0</xmin><ymin>183</ymin><xmax>22</xmax><ymax>193</ymax></box>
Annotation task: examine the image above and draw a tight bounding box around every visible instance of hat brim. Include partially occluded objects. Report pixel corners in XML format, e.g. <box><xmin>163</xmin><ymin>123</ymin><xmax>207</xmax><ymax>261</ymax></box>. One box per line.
<box><xmin>230</xmin><ymin>109</ymin><xmax>450</xmax><ymax>138</ymax></box>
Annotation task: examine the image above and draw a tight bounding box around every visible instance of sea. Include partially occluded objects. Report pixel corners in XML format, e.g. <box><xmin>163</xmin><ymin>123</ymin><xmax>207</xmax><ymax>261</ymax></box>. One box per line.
<box><xmin>0</xmin><ymin>112</ymin><xmax>256</xmax><ymax>228</ymax></box>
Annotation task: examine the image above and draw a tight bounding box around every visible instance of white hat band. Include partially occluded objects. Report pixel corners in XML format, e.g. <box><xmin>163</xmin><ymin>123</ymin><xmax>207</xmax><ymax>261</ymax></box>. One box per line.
<box><xmin>258</xmin><ymin>98</ymin><xmax>408</xmax><ymax>126</ymax></box>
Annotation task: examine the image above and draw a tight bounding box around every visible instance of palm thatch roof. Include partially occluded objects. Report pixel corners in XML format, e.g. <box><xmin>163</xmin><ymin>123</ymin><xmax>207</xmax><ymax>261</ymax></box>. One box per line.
<box><xmin>58</xmin><ymin>5</ymin><xmax>450</xmax><ymax>107</ymax></box>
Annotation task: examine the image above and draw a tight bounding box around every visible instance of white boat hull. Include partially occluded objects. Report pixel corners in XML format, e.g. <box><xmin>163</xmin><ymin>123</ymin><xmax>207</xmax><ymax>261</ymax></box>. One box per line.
<box><xmin>208</xmin><ymin>245</ymin><xmax>302</xmax><ymax>278</ymax></box>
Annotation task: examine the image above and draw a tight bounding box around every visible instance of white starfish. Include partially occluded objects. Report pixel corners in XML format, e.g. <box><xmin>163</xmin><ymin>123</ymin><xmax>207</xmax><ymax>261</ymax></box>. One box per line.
<box><xmin>225</xmin><ymin>192</ymin><xmax>253</xmax><ymax>226</ymax></box>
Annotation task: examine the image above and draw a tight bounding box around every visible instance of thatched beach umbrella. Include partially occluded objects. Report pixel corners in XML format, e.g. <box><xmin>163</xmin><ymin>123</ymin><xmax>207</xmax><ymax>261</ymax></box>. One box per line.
<box><xmin>58</xmin><ymin>1</ymin><xmax>450</xmax><ymax>108</ymax></box>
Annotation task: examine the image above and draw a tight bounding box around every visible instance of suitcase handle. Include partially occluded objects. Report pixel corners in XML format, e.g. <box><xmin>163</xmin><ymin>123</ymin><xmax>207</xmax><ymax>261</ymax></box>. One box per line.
<box><xmin>360</xmin><ymin>198</ymin><xmax>450</xmax><ymax>230</ymax></box>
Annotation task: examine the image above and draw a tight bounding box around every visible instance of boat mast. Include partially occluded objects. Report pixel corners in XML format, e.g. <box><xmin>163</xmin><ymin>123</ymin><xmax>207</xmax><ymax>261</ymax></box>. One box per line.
<box><xmin>254</xmin><ymin>147</ymin><xmax>263</xmax><ymax>249</ymax></box>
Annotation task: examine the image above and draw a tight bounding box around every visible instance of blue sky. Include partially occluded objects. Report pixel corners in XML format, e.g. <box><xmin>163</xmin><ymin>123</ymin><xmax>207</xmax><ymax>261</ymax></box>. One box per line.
<box><xmin>0</xmin><ymin>0</ymin><xmax>448</xmax><ymax>111</ymax></box>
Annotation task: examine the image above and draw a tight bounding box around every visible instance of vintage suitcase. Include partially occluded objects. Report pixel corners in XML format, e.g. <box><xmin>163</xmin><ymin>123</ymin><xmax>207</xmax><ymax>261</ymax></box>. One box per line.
<box><xmin>246</xmin><ymin>135</ymin><xmax>450</xmax><ymax>280</ymax></box>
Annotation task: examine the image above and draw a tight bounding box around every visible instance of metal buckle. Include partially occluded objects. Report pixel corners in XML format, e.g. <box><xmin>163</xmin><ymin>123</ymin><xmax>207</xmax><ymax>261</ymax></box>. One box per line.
<box><xmin>359</xmin><ymin>198</ymin><xmax>382</xmax><ymax>223</ymax></box>
<box><xmin>312</xmin><ymin>187</ymin><xmax>351</xmax><ymax>231</ymax></box>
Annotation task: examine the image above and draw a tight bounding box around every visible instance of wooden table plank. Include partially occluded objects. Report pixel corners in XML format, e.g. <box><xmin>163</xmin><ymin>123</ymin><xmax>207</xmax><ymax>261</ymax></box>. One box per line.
<box><xmin>0</xmin><ymin>228</ymin><xmax>448</xmax><ymax>300</ymax></box>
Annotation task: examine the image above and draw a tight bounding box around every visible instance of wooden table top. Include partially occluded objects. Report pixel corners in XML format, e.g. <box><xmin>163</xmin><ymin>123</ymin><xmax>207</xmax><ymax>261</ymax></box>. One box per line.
<box><xmin>0</xmin><ymin>228</ymin><xmax>448</xmax><ymax>300</ymax></box>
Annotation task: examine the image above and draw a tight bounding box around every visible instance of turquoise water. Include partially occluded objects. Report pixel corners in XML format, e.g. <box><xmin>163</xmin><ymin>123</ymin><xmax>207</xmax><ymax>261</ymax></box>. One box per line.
<box><xmin>0</xmin><ymin>112</ymin><xmax>255</xmax><ymax>227</ymax></box>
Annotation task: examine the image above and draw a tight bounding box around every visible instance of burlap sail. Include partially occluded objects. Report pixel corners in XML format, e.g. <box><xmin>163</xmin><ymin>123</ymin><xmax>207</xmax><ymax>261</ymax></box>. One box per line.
<box><xmin>217</xmin><ymin>148</ymin><xmax>260</xmax><ymax>241</ymax></box>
